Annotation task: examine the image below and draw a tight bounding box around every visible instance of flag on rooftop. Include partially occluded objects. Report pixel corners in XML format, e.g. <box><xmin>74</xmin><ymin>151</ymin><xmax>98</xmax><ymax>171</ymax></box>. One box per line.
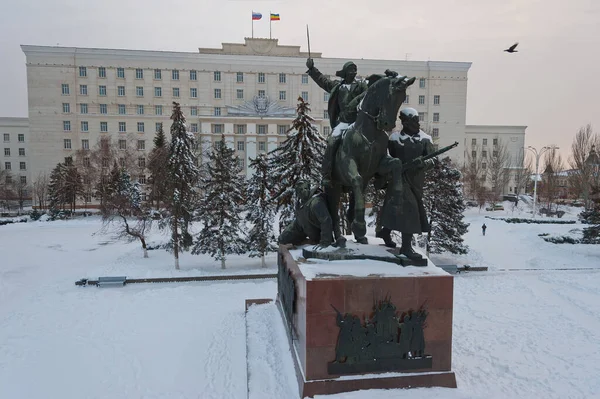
<box><xmin>270</xmin><ymin>13</ymin><xmax>280</xmax><ymax>21</ymax></box>
<box><xmin>252</xmin><ymin>12</ymin><xmax>262</xmax><ymax>20</ymax></box>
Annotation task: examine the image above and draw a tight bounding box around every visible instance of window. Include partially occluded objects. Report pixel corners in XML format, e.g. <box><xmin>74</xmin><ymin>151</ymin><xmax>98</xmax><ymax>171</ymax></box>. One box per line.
<box><xmin>482</xmin><ymin>151</ymin><xmax>487</xmax><ymax>158</ymax></box>
<box><xmin>302</xmin><ymin>74</ymin><xmax>309</xmax><ymax>84</ymax></box>
<box><xmin>483</xmin><ymin>138</ymin><xmax>488</xmax><ymax>146</ymax></box>
<box><xmin>81</xmin><ymin>139</ymin><xmax>89</xmax><ymax>150</ymax></box>
<box><xmin>214</xmin><ymin>71</ymin><xmax>221</xmax><ymax>81</ymax></box>
<box><xmin>137</xmin><ymin>140</ymin><xmax>145</xmax><ymax>150</ymax></box>
<box><xmin>214</xmin><ymin>88</ymin><xmax>221</xmax><ymax>99</ymax></box>
<box><xmin>62</xmin><ymin>84</ymin><xmax>70</xmax><ymax>95</ymax></box>
<box><xmin>279</xmin><ymin>73</ymin><xmax>286</xmax><ymax>83</ymax></box>
<box><xmin>118</xmin><ymin>104</ymin><xmax>126</xmax><ymax>115</ymax></box>
<box><xmin>323</xmin><ymin>110</ymin><xmax>329</xmax><ymax>119</ymax></box>
<box><xmin>172</xmin><ymin>87</ymin><xmax>180</xmax><ymax>97</ymax></box>
<box><xmin>62</xmin><ymin>103</ymin><xmax>70</xmax><ymax>113</ymax></box>
<box><xmin>118</xmin><ymin>86</ymin><xmax>125</xmax><ymax>96</ymax></box>
<box><xmin>4</xmin><ymin>162</ymin><xmax>10</xmax><ymax>170</ymax></box>
<box><xmin>257</xmin><ymin>124</ymin><xmax>267</xmax><ymax>134</ymax></box>
<box><xmin>258</xmin><ymin>90</ymin><xmax>266</xmax><ymax>98</ymax></box>
<box><xmin>136</xmin><ymin>86</ymin><xmax>143</xmax><ymax>96</ymax></box>
<box><xmin>278</xmin><ymin>125</ymin><xmax>288</xmax><ymax>135</ymax></box>
<box><xmin>64</xmin><ymin>139</ymin><xmax>72</xmax><ymax>149</ymax></box>
<box><xmin>154</xmin><ymin>87</ymin><xmax>162</xmax><ymax>97</ymax></box>
<box><xmin>155</xmin><ymin>105</ymin><xmax>163</xmax><ymax>115</ymax></box>
<box><xmin>80</xmin><ymin>85</ymin><xmax>88</xmax><ymax>95</ymax></box>
<box><xmin>117</xmin><ymin>68</ymin><xmax>125</xmax><ymax>78</ymax></box>
<box><xmin>236</xmin><ymin>72</ymin><xmax>244</xmax><ymax>83</ymax></box>
<box><xmin>237</xmin><ymin>158</ymin><xmax>245</xmax><ymax>169</ymax></box>
<box><xmin>98</xmin><ymin>67</ymin><xmax>106</xmax><ymax>78</ymax></box>
<box><xmin>323</xmin><ymin>126</ymin><xmax>331</xmax><ymax>136</ymax></box>
<box><xmin>18</xmin><ymin>134</ymin><xmax>24</xmax><ymax>143</ymax></box>
<box><xmin>212</xmin><ymin>124</ymin><xmax>224</xmax><ymax>134</ymax></box>
<box><xmin>63</xmin><ymin>121</ymin><xmax>71</xmax><ymax>131</ymax></box>
<box><xmin>81</xmin><ymin>121</ymin><xmax>88</xmax><ymax>132</ymax></box>
<box><xmin>258</xmin><ymin>141</ymin><xmax>266</xmax><ymax>151</ymax></box>
<box><xmin>190</xmin><ymin>88</ymin><xmax>197</xmax><ymax>98</ymax></box>
<box><xmin>493</xmin><ymin>151</ymin><xmax>498</xmax><ymax>157</ymax></box>
<box><xmin>119</xmin><ymin>139</ymin><xmax>127</xmax><ymax>150</ymax></box>
<box><xmin>237</xmin><ymin>141</ymin><xmax>245</xmax><ymax>151</ymax></box>
<box><xmin>404</xmin><ymin>95</ymin><xmax>409</xmax><ymax>104</ymax></box>
<box><xmin>138</xmin><ymin>157</ymin><xmax>146</xmax><ymax>168</ymax></box>
<box><xmin>100</xmin><ymin>122</ymin><xmax>108</xmax><ymax>132</ymax></box>
<box><xmin>433</xmin><ymin>112</ymin><xmax>440</xmax><ymax>122</ymax></box>
<box><xmin>2</xmin><ymin>133</ymin><xmax>8</xmax><ymax>142</ymax></box>
<box><xmin>99</xmin><ymin>85</ymin><xmax>107</xmax><ymax>96</ymax></box>
<box><xmin>493</xmin><ymin>138</ymin><xmax>498</xmax><ymax>145</ymax></box>
<box><xmin>20</xmin><ymin>175</ymin><xmax>26</xmax><ymax>184</ymax></box>
<box><xmin>432</xmin><ymin>128</ymin><xmax>439</xmax><ymax>138</ymax></box>
<box><xmin>324</xmin><ymin>92</ymin><xmax>330</xmax><ymax>102</ymax></box>
<box><xmin>434</xmin><ymin>95</ymin><xmax>440</xmax><ymax>105</ymax></box>
<box><xmin>419</xmin><ymin>78</ymin><xmax>426</xmax><ymax>88</ymax></box>
<box><xmin>155</xmin><ymin>123</ymin><xmax>163</xmax><ymax>133</ymax></box>
<box><xmin>79</xmin><ymin>66</ymin><xmax>87</xmax><ymax>77</ymax></box>
<box><xmin>119</xmin><ymin>122</ymin><xmax>126</xmax><ymax>132</ymax></box>
<box><xmin>482</xmin><ymin>163</ymin><xmax>487</xmax><ymax>169</ymax></box>
<box><xmin>237</xmin><ymin>89</ymin><xmax>244</xmax><ymax>99</ymax></box>
<box><xmin>172</xmin><ymin>69</ymin><xmax>179</xmax><ymax>80</ymax></box>
<box><xmin>20</xmin><ymin>162</ymin><xmax>27</xmax><ymax>171</ymax></box>
<box><xmin>100</xmin><ymin>104</ymin><xmax>107</xmax><ymax>114</ymax></box>
<box><xmin>83</xmin><ymin>157</ymin><xmax>90</xmax><ymax>167</ymax></box>
<box><xmin>235</xmin><ymin>124</ymin><xmax>246</xmax><ymax>134</ymax></box>
<box><xmin>3</xmin><ymin>148</ymin><xmax>9</xmax><ymax>156</ymax></box>
<box><xmin>102</xmin><ymin>157</ymin><xmax>109</xmax><ymax>168</ymax></box>
<box><xmin>137</xmin><ymin>122</ymin><xmax>145</xmax><ymax>133</ymax></box>
<box><xmin>80</xmin><ymin>103</ymin><xmax>88</xmax><ymax>114</ymax></box>
<box><xmin>137</xmin><ymin>105</ymin><xmax>144</xmax><ymax>115</ymax></box>
<box><xmin>138</xmin><ymin>175</ymin><xmax>146</xmax><ymax>184</ymax></box>
<box><xmin>472</xmin><ymin>138</ymin><xmax>477</xmax><ymax>145</ymax></box>
<box><xmin>258</xmin><ymin>72</ymin><xmax>265</xmax><ymax>83</ymax></box>
<box><xmin>301</xmin><ymin>91</ymin><xmax>308</xmax><ymax>101</ymax></box>
<box><xmin>472</xmin><ymin>150</ymin><xmax>477</xmax><ymax>158</ymax></box>
<box><xmin>214</xmin><ymin>107</ymin><xmax>221</xmax><ymax>116</ymax></box>
<box><xmin>190</xmin><ymin>106</ymin><xmax>197</xmax><ymax>116</ymax></box>
<box><xmin>419</xmin><ymin>95</ymin><xmax>425</xmax><ymax>105</ymax></box>
<box><xmin>154</xmin><ymin>69</ymin><xmax>162</xmax><ymax>80</ymax></box>
<box><xmin>190</xmin><ymin>123</ymin><xmax>198</xmax><ymax>133</ymax></box>
<box><xmin>190</xmin><ymin>70</ymin><xmax>197</xmax><ymax>80</ymax></box>
<box><xmin>136</xmin><ymin>68</ymin><xmax>144</xmax><ymax>79</ymax></box>
<box><xmin>418</xmin><ymin>112</ymin><xmax>424</xmax><ymax>122</ymax></box>
<box><xmin>279</xmin><ymin>91</ymin><xmax>286</xmax><ymax>100</ymax></box>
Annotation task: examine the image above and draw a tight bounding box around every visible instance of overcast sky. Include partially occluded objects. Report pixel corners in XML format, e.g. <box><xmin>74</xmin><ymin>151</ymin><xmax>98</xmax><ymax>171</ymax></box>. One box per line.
<box><xmin>1</xmin><ymin>0</ymin><xmax>599</xmax><ymax>163</ymax></box>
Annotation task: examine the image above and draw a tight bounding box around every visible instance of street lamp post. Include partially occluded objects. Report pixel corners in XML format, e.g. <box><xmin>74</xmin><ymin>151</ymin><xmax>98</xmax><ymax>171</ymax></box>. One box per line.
<box><xmin>527</xmin><ymin>145</ymin><xmax>559</xmax><ymax>218</ymax></box>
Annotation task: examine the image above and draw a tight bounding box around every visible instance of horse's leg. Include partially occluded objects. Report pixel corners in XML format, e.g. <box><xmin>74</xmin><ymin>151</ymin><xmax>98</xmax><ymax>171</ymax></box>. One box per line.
<box><xmin>377</xmin><ymin>156</ymin><xmax>403</xmax><ymax>201</ymax></box>
<box><xmin>326</xmin><ymin>184</ymin><xmax>345</xmax><ymax>247</ymax></box>
<box><xmin>345</xmin><ymin>158</ymin><xmax>368</xmax><ymax>244</ymax></box>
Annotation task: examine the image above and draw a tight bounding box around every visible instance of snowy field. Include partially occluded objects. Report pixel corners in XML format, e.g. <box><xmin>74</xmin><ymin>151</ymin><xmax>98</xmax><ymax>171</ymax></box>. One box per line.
<box><xmin>1</xmin><ymin>204</ymin><xmax>600</xmax><ymax>399</ymax></box>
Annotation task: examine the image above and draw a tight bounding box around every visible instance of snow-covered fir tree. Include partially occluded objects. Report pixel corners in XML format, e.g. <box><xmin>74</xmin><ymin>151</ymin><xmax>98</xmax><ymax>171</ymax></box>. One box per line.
<box><xmin>164</xmin><ymin>102</ymin><xmax>200</xmax><ymax>270</ymax></box>
<box><xmin>101</xmin><ymin>163</ymin><xmax>151</xmax><ymax>257</ymax></box>
<box><xmin>192</xmin><ymin>135</ymin><xmax>247</xmax><ymax>269</ymax></box>
<box><xmin>423</xmin><ymin>157</ymin><xmax>469</xmax><ymax>255</ymax></box>
<box><xmin>147</xmin><ymin>123</ymin><xmax>169</xmax><ymax>209</ymax></box>
<box><xmin>581</xmin><ymin>185</ymin><xmax>600</xmax><ymax>244</ymax></box>
<box><xmin>47</xmin><ymin>163</ymin><xmax>67</xmax><ymax>214</ymax></box>
<box><xmin>267</xmin><ymin>96</ymin><xmax>326</xmax><ymax>232</ymax></box>
<box><xmin>246</xmin><ymin>153</ymin><xmax>277</xmax><ymax>267</ymax></box>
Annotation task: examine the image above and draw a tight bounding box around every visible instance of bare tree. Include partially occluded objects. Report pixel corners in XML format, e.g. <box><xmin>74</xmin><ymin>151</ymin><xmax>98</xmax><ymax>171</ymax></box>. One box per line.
<box><xmin>33</xmin><ymin>172</ymin><xmax>49</xmax><ymax>210</ymax></box>
<box><xmin>14</xmin><ymin>179</ymin><xmax>30</xmax><ymax>211</ymax></box>
<box><xmin>568</xmin><ymin>124</ymin><xmax>600</xmax><ymax>208</ymax></box>
<box><xmin>461</xmin><ymin>144</ymin><xmax>486</xmax><ymax>200</ymax></box>
<box><xmin>512</xmin><ymin>152</ymin><xmax>533</xmax><ymax>197</ymax></box>
<box><xmin>540</xmin><ymin>148</ymin><xmax>564</xmax><ymax>211</ymax></box>
<box><xmin>486</xmin><ymin>137</ymin><xmax>512</xmax><ymax>200</ymax></box>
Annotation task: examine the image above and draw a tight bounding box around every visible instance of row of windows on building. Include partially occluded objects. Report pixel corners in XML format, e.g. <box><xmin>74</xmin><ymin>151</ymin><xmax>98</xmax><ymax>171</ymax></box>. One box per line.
<box><xmin>3</xmin><ymin>148</ymin><xmax>26</xmax><ymax>156</ymax></box>
<box><xmin>2</xmin><ymin>133</ymin><xmax>26</xmax><ymax>143</ymax></box>
<box><xmin>3</xmin><ymin>173</ymin><xmax>27</xmax><ymax>185</ymax></box>
<box><xmin>62</xmin><ymin>138</ymin><xmax>147</xmax><ymax>151</ymax></box>
<box><xmin>77</xmin><ymin>66</ymin><xmax>432</xmax><ymax>89</ymax></box>
<box><xmin>471</xmin><ymin>138</ymin><xmax>499</xmax><ymax>146</ymax></box>
<box><xmin>3</xmin><ymin>161</ymin><xmax>27</xmax><ymax>172</ymax></box>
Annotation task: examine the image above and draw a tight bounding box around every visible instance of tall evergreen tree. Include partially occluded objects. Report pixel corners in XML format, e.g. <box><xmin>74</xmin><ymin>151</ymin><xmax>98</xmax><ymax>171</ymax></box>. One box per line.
<box><xmin>581</xmin><ymin>186</ymin><xmax>600</xmax><ymax>244</ymax></box>
<box><xmin>268</xmin><ymin>96</ymin><xmax>326</xmax><ymax>231</ymax></box>
<box><xmin>47</xmin><ymin>163</ymin><xmax>67</xmax><ymax>214</ymax></box>
<box><xmin>192</xmin><ymin>135</ymin><xmax>247</xmax><ymax>269</ymax></box>
<box><xmin>246</xmin><ymin>153</ymin><xmax>277</xmax><ymax>267</ymax></box>
<box><xmin>63</xmin><ymin>163</ymin><xmax>84</xmax><ymax>213</ymax></box>
<box><xmin>423</xmin><ymin>157</ymin><xmax>469</xmax><ymax>255</ymax></box>
<box><xmin>164</xmin><ymin>102</ymin><xmax>200</xmax><ymax>270</ymax></box>
<box><xmin>147</xmin><ymin>124</ymin><xmax>169</xmax><ymax>209</ymax></box>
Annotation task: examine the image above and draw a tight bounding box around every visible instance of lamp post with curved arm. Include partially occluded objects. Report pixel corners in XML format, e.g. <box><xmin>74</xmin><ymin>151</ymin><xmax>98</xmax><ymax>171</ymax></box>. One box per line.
<box><xmin>527</xmin><ymin>145</ymin><xmax>559</xmax><ymax>218</ymax></box>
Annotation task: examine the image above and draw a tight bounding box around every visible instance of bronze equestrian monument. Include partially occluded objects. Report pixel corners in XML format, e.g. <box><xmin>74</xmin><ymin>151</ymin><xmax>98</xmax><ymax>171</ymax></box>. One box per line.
<box><xmin>249</xmin><ymin>57</ymin><xmax>458</xmax><ymax>398</ymax></box>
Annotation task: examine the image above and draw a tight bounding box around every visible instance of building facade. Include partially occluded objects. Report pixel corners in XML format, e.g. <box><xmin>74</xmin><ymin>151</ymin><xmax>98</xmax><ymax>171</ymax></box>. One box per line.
<box><xmin>21</xmin><ymin>38</ymin><xmax>472</xmax><ymax>195</ymax></box>
<box><xmin>0</xmin><ymin>117</ymin><xmax>31</xmax><ymax>189</ymax></box>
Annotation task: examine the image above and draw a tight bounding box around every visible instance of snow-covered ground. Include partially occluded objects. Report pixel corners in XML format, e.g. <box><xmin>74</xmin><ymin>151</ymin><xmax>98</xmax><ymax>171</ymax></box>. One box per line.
<box><xmin>1</xmin><ymin>204</ymin><xmax>599</xmax><ymax>398</ymax></box>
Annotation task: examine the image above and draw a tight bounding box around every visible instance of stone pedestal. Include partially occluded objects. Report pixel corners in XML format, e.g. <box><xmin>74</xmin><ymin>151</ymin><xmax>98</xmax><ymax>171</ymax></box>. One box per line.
<box><xmin>277</xmin><ymin>244</ymin><xmax>457</xmax><ymax>398</ymax></box>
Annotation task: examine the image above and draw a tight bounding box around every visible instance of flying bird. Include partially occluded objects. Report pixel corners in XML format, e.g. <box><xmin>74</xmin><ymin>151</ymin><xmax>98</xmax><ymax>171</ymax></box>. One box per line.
<box><xmin>504</xmin><ymin>42</ymin><xmax>519</xmax><ymax>53</ymax></box>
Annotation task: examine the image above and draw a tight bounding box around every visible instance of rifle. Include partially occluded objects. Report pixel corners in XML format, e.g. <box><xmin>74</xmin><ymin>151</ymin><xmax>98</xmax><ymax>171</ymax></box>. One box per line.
<box><xmin>402</xmin><ymin>141</ymin><xmax>459</xmax><ymax>172</ymax></box>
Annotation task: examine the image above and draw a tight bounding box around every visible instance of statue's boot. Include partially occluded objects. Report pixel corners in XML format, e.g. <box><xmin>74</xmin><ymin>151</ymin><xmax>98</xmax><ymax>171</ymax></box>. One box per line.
<box><xmin>376</xmin><ymin>227</ymin><xmax>396</xmax><ymax>248</ymax></box>
<box><xmin>399</xmin><ymin>233</ymin><xmax>423</xmax><ymax>260</ymax></box>
<box><xmin>321</xmin><ymin>135</ymin><xmax>342</xmax><ymax>188</ymax></box>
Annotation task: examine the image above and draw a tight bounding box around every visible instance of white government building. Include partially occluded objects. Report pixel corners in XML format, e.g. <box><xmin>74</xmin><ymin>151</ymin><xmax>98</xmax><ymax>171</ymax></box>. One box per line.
<box><xmin>1</xmin><ymin>38</ymin><xmax>526</xmax><ymax>205</ymax></box>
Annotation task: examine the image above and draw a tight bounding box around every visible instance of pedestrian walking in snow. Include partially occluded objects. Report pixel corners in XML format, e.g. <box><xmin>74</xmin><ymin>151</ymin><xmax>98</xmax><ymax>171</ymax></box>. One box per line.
<box><xmin>482</xmin><ymin>223</ymin><xmax>487</xmax><ymax>236</ymax></box>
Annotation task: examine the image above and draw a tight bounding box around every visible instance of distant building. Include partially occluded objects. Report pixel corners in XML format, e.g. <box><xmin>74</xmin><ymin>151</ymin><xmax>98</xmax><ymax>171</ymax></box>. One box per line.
<box><xmin>0</xmin><ymin>117</ymin><xmax>31</xmax><ymax>201</ymax></box>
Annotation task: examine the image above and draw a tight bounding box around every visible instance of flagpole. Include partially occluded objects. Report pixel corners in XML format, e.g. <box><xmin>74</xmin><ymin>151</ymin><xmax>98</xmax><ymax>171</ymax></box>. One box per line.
<box><xmin>252</xmin><ymin>15</ymin><xmax>254</xmax><ymax>38</ymax></box>
<box><xmin>269</xmin><ymin>11</ymin><xmax>271</xmax><ymax>39</ymax></box>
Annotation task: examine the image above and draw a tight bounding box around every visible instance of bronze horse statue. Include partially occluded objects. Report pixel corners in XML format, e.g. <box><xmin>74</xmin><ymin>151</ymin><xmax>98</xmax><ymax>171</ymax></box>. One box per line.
<box><xmin>327</xmin><ymin>74</ymin><xmax>416</xmax><ymax>246</ymax></box>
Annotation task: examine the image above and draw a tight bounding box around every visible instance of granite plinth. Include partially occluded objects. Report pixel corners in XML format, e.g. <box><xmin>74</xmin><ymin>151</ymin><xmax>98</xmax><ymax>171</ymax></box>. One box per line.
<box><xmin>277</xmin><ymin>244</ymin><xmax>456</xmax><ymax>397</ymax></box>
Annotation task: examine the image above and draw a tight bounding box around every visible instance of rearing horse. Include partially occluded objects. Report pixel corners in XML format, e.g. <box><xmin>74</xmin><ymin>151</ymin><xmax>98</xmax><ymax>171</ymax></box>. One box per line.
<box><xmin>327</xmin><ymin>74</ymin><xmax>416</xmax><ymax>246</ymax></box>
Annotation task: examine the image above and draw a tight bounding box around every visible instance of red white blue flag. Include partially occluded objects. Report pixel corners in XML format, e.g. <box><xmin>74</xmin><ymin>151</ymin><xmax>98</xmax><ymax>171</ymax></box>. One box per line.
<box><xmin>252</xmin><ymin>12</ymin><xmax>262</xmax><ymax>20</ymax></box>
